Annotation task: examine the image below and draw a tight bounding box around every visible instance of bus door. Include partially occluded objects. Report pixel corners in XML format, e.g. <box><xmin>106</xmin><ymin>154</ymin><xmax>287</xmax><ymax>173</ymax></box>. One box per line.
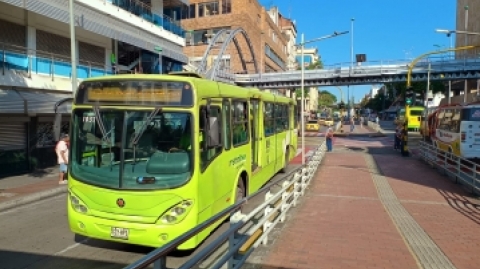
<box><xmin>250</xmin><ymin>99</ymin><xmax>260</xmax><ymax>170</ymax></box>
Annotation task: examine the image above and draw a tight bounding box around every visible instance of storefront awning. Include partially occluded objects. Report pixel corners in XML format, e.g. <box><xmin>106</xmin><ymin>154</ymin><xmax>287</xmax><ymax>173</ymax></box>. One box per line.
<box><xmin>0</xmin><ymin>88</ymin><xmax>72</xmax><ymax>115</ymax></box>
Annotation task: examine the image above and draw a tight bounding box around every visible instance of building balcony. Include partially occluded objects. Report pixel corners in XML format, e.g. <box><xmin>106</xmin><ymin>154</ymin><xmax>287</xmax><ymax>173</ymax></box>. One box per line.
<box><xmin>109</xmin><ymin>0</ymin><xmax>186</xmax><ymax>38</ymax></box>
<box><xmin>1</xmin><ymin>43</ymin><xmax>113</xmax><ymax>81</ymax></box>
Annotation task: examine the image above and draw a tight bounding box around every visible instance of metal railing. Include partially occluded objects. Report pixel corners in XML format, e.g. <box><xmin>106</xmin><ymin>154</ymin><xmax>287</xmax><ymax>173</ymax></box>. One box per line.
<box><xmin>1</xmin><ymin>42</ymin><xmax>112</xmax><ymax>80</ymax></box>
<box><xmin>124</xmin><ymin>142</ymin><xmax>327</xmax><ymax>269</ymax></box>
<box><xmin>107</xmin><ymin>0</ymin><xmax>185</xmax><ymax>37</ymax></box>
<box><xmin>233</xmin><ymin>54</ymin><xmax>480</xmax><ymax>84</ymax></box>
<box><xmin>418</xmin><ymin>141</ymin><xmax>480</xmax><ymax>196</ymax></box>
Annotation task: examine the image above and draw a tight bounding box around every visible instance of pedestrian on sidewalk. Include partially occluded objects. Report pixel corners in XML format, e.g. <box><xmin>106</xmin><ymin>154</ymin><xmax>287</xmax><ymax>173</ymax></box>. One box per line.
<box><xmin>394</xmin><ymin>125</ymin><xmax>402</xmax><ymax>150</ymax></box>
<box><xmin>326</xmin><ymin>126</ymin><xmax>334</xmax><ymax>152</ymax></box>
<box><xmin>360</xmin><ymin>116</ymin><xmax>364</xmax><ymax>128</ymax></box>
<box><xmin>55</xmin><ymin>133</ymin><xmax>69</xmax><ymax>185</ymax></box>
<box><xmin>350</xmin><ymin>116</ymin><xmax>355</xmax><ymax>132</ymax></box>
<box><xmin>375</xmin><ymin>116</ymin><xmax>380</xmax><ymax>131</ymax></box>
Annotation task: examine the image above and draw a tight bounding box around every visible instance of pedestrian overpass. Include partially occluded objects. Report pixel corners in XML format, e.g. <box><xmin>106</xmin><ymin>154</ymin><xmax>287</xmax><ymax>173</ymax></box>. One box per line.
<box><xmin>190</xmin><ymin>27</ymin><xmax>480</xmax><ymax>88</ymax></box>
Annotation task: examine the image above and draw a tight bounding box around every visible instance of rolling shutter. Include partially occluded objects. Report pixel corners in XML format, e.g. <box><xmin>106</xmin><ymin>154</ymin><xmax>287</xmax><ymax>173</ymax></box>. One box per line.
<box><xmin>0</xmin><ymin>122</ymin><xmax>26</xmax><ymax>150</ymax></box>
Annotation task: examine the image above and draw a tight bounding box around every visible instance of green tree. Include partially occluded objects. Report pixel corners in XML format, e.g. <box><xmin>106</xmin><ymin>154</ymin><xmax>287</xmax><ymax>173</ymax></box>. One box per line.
<box><xmin>318</xmin><ymin>90</ymin><xmax>337</xmax><ymax>108</ymax></box>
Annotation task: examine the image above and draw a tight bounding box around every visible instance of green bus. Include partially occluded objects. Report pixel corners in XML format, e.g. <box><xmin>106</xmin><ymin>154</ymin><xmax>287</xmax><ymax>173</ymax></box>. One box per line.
<box><xmin>58</xmin><ymin>73</ymin><xmax>298</xmax><ymax>249</ymax></box>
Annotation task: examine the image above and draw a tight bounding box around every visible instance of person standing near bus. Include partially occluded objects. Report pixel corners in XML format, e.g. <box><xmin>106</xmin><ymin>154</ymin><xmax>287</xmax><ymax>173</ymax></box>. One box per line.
<box><xmin>326</xmin><ymin>127</ymin><xmax>334</xmax><ymax>152</ymax></box>
<box><xmin>55</xmin><ymin>134</ymin><xmax>69</xmax><ymax>184</ymax></box>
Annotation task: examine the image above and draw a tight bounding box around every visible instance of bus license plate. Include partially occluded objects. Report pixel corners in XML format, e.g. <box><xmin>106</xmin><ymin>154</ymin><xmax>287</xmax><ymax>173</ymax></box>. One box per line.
<box><xmin>111</xmin><ymin>227</ymin><xmax>129</xmax><ymax>240</ymax></box>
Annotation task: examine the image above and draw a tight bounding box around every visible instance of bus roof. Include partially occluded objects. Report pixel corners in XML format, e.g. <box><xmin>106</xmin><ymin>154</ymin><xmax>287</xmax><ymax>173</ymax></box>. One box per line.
<box><xmin>79</xmin><ymin>74</ymin><xmax>295</xmax><ymax>105</ymax></box>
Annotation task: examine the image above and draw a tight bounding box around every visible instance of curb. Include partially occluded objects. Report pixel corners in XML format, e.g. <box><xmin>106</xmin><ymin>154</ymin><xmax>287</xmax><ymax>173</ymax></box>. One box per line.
<box><xmin>0</xmin><ymin>185</ymin><xmax>67</xmax><ymax>212</ymax></box>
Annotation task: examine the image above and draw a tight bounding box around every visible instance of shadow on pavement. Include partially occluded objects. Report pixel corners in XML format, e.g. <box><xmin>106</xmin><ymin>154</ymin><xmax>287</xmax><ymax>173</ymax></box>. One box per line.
<box><xmin>0</xmin><ymin>249</ymin><xmax>131</xmax><ymax>269</ymax></box>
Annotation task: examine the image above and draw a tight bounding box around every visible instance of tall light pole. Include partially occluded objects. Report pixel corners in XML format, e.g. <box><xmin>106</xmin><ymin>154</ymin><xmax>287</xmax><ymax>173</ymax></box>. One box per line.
<box><xmin>348</xmin><ymin>18</ymin><xmax>354</xmax><ymax>119</ymax></box>
<box><xmin>464</xmin><ymin>5</ymin><xmax>469</xmax><ymax>102</ymax></box>
<box><xmin>69</xmin><ymin>0</ymin><xmax>77</xmax><ymax>96</ymax></box>
<box><xmin>298</xmin><ymin>30</ymin><xmax>348</xmax><ymax>165</ymax></box>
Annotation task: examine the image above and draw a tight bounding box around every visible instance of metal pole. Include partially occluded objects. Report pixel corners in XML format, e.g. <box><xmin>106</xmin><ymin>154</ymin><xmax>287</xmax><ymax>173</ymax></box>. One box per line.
<box><xmin>425</xmin><ymin>63</ymin><xmax>431</xmax><ymax>143</ymax></box>
<box><xmin>300</xmin><ymin>33</ymin><xmax>305</xmax><ymax>165</ymax></box>
<box><xmin>69</xmin><ymin>0</ymin><xmax>77</xmax><ymax>96</ymax></box>
<box><xmin>464</xmin><ymin>5</ymin><xmax>469</xmax><ymax>103</ymax></box>
<box><xmin>448</xmin><ymin>80</ymin><xmax>451</xmax><ymax>105</ymax></box>
<box><xmin>348</xmin><ymin>18</ymin><xmax>354</xmax><ymax>119</ymax></box>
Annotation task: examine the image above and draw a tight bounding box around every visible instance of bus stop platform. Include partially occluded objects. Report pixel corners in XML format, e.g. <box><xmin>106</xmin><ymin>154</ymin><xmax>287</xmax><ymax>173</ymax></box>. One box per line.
<box><xmin>243</xmin><ymin>137</ymin><xmax>480</xmax><ymax>269</ymax></box>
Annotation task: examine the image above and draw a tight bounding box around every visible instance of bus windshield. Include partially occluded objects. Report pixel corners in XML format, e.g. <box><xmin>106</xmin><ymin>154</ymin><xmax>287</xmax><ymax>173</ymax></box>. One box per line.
<box><xmin>71</xmin><ymin>108</ymin><xmax>193</xmax><ymax>190</ymax></box>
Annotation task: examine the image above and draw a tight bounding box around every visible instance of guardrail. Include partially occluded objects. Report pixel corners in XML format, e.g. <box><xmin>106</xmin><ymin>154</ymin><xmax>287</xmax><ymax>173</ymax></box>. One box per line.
<box><xmin>418</xmin><ymin>141</ymin><xmax>480</xmax><ymax>196</ymax></box>
<box><xmin>124</xmin><ymin>142</ymin><xmax>327</xmax><ymax>269</ymax></box>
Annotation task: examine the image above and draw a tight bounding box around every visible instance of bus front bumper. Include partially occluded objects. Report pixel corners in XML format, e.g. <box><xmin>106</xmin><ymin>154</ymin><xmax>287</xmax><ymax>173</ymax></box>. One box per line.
<box><xmin>68</xmin><ymin>204</ymin><xmax>196</xmax><ymax>249</ymax></box>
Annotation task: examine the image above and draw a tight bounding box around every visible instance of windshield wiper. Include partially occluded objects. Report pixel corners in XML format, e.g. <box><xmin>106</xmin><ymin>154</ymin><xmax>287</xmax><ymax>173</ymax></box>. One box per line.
<box><xmin>93</xmin><ymin>106</ymin><xmax>114</xmax><ymax>170</ymax></box>
<box><xmin>131</xmin><ymin>107</ymin><xmax>162</xmax><ymax>172</ymax></box>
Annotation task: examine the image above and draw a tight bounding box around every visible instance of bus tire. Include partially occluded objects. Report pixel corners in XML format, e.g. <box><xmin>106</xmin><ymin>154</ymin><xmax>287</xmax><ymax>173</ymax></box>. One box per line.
<box><xmin>280</xmin><ymin>149</ymin><xmax>289</xmax><ymax>173</ymax></box>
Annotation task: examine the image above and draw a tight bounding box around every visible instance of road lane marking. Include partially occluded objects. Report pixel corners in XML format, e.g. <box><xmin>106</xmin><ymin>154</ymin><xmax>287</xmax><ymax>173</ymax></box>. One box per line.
<box><xmin>54</xmin><ymin>238</ymin><xmax>89</xmax><ymax>256</ymax></box>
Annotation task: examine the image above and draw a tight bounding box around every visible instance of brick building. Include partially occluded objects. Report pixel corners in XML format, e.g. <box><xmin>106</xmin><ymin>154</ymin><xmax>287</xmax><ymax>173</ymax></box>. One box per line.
<box><xmin>180</xmin><ymin>0</ymin><xmax>293</xmax><ymax>77</ymax></box>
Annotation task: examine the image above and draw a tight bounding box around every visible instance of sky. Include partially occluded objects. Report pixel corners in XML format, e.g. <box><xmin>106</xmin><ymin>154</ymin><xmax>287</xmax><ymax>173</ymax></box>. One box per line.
<box><xmin>259</xmin><ymin>0</ymin><xmax>457</xmax><ymax>103</ymax></box>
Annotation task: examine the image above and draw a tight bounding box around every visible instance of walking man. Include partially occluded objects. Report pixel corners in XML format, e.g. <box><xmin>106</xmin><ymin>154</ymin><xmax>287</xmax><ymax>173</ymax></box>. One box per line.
<box><xmin>56</xmin><ymin>133</ymin><xmax>69</xmax><ymax>184</ymax></box>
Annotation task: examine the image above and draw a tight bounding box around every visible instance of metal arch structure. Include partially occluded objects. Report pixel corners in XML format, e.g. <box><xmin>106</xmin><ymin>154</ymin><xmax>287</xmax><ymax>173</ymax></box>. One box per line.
<box><xmin>197</xmin><ymin>28</ymin><xmax>259</xmax><ymax>82</ymax></box>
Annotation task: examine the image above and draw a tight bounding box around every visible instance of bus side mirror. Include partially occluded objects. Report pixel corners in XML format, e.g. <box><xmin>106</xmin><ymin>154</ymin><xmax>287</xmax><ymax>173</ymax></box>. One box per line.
<box><xmin>206</xmin><ymin>116</ymin><xmax>221</xmax><ymax>148</ymax></box>
<box><xmin>53</xmin><ymin>113</ymin><xmax>62</xmax><ymax>141</ymax></box>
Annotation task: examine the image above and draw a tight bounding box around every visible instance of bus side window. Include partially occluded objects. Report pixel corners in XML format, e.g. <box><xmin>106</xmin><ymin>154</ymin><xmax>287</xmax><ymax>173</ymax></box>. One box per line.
<box><xmin>222</xmin><ymin>100</ymin><xmax>232</xmax><ymax>150</ymax></box>
<box><xmin>232</xmin><ymin>101</ymin><xmax>249</xmax><ymax>146</ymax></box>
<box><xmin>200</xmin><ymin>106</ymin><xmax>222</xmax><ymax>169</ymax></box>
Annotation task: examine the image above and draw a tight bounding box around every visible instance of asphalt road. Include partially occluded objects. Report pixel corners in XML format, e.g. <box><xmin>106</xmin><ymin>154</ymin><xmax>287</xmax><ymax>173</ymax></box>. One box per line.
<box><xmin>0</xmin><ymin>136</ymin><xmax>323</xmax><ymax>269</ymax></box>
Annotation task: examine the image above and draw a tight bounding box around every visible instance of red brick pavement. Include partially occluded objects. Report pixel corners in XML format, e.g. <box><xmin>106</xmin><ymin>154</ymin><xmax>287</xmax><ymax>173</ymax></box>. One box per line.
<box><xmin>375</xmin><ymin>155</ymin><xmax>480</xmax><ymax>269</ymax></box>
<box><xmin>290</xmin><ymin>147</ymin><xmax>315</xmax><ymax>164</ymax></box>
<box><xmin>260</xmin><ymin>153</ymin><xmax>418</xmax><ymax>269</ymax></box>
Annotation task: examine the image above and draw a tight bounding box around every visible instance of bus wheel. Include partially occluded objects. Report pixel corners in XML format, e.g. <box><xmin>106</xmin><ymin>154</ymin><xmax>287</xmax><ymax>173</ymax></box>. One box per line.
<box><xmin>280</xmin><ymin>149</ymin><xmax>289</xmax><ymax>173</ymax></box>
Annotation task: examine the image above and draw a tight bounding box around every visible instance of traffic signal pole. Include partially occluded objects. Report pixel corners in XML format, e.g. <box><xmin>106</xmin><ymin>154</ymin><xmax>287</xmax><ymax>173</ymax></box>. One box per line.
<box><xmin>404</xmin><ymin>45</ymin><xmax>480</xmax><ymax>157</ymax></box>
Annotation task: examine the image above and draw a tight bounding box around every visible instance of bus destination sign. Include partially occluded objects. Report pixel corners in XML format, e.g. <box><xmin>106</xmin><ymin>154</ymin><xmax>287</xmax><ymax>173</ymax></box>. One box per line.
<box><xmin>87</xmin><ymin>87</ymin><xmax>183</xmax><ymax>103</ymax></box>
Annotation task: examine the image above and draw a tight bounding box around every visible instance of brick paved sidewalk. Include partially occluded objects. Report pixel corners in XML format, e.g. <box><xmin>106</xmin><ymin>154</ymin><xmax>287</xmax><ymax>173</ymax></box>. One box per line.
<box><xmin>256</xmin><ymin>152</ymin><xmax>417</xmax><ymax>269</ymax></box>
<box><xmin>249</xmin><ymin>149</ymin><xmax>480</xmax><ymax>269</ymax></box>
<box><xmin>375</xmin><ymin>155</ymin><xmax>480</xmax><ymax>269</ymax></box>
<box><xmin>0</xmin><ymin>168</ymin><xmax>66</xmax><ymax>209</ymax></box>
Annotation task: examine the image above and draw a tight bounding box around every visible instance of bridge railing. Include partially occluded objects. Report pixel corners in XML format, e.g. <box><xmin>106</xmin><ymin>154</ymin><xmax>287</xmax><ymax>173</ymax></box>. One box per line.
<box><xmin>234</xmin><ymin>56</ymin><xmax>480</xmax><ymax>83</ymax></box>
<box><xmin>123</xmin><ymin>142</ymin><xmax>326</xmax><ymax>269</ymax></box>
<box><xmin>418</xmin><ymin>141</ymin><xmax>480</xmax><ymax>196</ymax></box>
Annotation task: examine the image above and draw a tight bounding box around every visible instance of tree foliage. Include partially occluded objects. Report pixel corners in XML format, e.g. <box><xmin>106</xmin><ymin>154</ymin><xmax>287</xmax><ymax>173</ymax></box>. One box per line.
<box><xmin>363</xmin><ymin>81</ymin><xmax>446</xmax><ymax>112</ymax></box>
<box><xmin>318</xmin><ymin>90</ymin><xmax>337</xmax><ymax>108</ymax></box>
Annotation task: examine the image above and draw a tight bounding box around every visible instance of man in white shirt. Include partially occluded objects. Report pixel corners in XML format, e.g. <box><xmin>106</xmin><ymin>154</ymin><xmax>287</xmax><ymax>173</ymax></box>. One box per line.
<box><xmin>55</xmin><ymin>134</ymin><xmax>69</xmax><ymax>184</ymax></box>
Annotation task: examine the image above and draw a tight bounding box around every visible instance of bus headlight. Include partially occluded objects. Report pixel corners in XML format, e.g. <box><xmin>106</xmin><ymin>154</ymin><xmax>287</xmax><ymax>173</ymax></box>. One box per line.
<box><xmin>69</xmin><ymin>192</ymin><xmax>89</xmax><ymax>214</ymax></box>
<box><xmin>159</xmin><ymin>200</ymin><xmax>193</xmax><ymax>224</ymax></box>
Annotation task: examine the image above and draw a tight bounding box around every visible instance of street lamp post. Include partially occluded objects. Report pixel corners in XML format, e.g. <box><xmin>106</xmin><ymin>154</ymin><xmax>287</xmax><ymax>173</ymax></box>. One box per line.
<box><xmin>298</xmin><ymin>30</ymin><xmax>348</xmax><ymax>165</ymax></box>
<box><xmin>69</xmin><ymin>0</ymin><xmax>77</xmax><ymax>96</ymax></box>
<box><xmin>348</xmin><ymin>18</ymin><xmax>354</xmax><ymax>119</ymax></box>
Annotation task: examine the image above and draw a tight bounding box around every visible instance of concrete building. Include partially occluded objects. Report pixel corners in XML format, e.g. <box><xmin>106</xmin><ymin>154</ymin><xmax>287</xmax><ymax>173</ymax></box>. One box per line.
<box><xmin>0</xmin><ymin>0</ymin><xmax>189</xmax><ymax>176</ymax></box>
<box><xmin>181</xmin><ymin>0</ymin><xmax>290</xmax><ymax>78</ymax></box>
